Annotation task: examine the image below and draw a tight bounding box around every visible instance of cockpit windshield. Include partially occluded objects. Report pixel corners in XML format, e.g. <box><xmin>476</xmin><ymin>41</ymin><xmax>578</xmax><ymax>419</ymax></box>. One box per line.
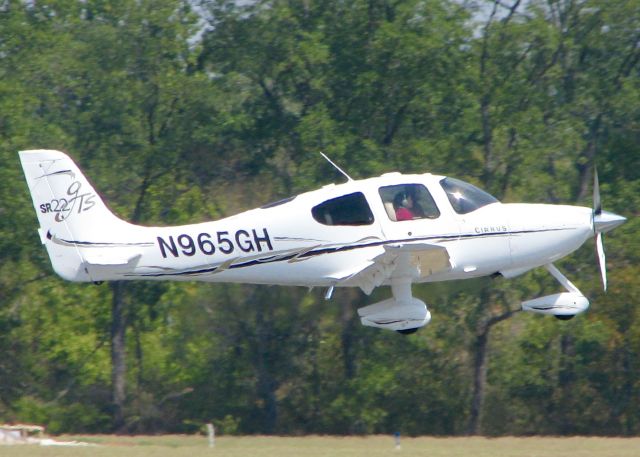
<box><xmin>440</xmin><ymin>177</ymin><xmax>499</xmax><ymax>214</ymax></box>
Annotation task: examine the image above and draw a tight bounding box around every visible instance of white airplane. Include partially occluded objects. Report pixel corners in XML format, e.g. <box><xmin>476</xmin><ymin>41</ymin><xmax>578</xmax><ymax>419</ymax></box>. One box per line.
<box><xmin>19</xmin><ymin>149</ymin><xmax>626</xmax><ymax>334</ymax></box>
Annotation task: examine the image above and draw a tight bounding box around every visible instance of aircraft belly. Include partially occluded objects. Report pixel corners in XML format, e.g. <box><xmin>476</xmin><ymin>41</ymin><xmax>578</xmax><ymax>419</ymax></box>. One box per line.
<box><xmin>127</xmin><ymin>241</ymin><xmax>383</xmax><ymax>287</ymax></box>
<box><xmin>198</xmin><ymin>247</ymin><xmax>381</xmax><ymax>287</ymax></box>
<box><xmin>445</xmin><ymin>235</ymin><xmax>511</xmax><ymax>276</ymax></box>
<box><xmin>506</xmin><ymin>204</ymin><xmax>592</xmax><ymax>269</ymax></box>
<box><xmin>509</xmin><ymin>229</ymin><xmax>591</xmax><ymax>268</ymax></box>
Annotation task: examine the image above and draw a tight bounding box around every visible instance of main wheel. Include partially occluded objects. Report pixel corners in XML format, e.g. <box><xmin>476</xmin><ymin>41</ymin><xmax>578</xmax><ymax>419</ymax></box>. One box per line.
<box><xmin>397</xmin><ymin>327</ymin><xmax>419</xmax><ymax>335</ymax></box>
<box><xmin>555</xmin><ymin>314</ymin><xmax>575</xmax><ymax>321</ymax></box>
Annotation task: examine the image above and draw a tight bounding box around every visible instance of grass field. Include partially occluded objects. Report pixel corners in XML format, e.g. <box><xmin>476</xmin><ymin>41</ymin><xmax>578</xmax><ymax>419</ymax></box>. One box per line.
<box><xmin>2</xmin><ymin>435</ymin><xmax>640</xmax><ymax>457</ymax></box>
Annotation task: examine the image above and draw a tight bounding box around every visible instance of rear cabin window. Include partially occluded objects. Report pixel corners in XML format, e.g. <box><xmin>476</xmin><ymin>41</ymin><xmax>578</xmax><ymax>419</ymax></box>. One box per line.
<box><xmin>379</xmin><ymin>184</ymin><xmax>440</xmax><ymax>222</ymax></box>
<box><xmin>312</xmin><ymin>192</ymin><xmax>374</xmax><ymax>226</ymax></box>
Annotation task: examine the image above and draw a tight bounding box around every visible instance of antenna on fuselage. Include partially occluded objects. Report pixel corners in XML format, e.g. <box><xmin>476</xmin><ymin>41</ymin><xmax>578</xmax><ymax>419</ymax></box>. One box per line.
<box><xmin>320</xmin><ymin>152</ymin><xmax>353</xmax><ymax>182</ymax></box>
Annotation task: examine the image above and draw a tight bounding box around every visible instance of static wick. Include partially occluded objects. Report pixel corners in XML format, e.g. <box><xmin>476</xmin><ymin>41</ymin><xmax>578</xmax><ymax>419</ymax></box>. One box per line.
<box><xmin>320</xmin><ymin>152</ymin><xmax>353</xmax><ymax>182</ymax></box>
<box><xmin>325</xmin><ymin>285</ymin><xmax>335</xmax><ymax>300</ymax></box>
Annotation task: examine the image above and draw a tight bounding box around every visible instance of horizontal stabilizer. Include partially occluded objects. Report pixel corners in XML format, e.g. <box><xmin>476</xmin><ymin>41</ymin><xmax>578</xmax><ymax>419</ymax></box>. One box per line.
<box><xmin>81</xmin><ymin>249</ymin><xmax>142</xmax><ymax>267</ymax></box>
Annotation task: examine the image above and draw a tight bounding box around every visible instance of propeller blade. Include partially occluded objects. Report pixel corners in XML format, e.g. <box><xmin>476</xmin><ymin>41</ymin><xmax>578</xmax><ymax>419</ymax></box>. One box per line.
<box><xmin>593</xmin><ymin>166</ymin><xmax>602</xmax><ymax>216</ymax></box>
<box><xmin>596</xmin><ymin>232</ymin><xmax>607</xmax><ymax>291</ymax></box>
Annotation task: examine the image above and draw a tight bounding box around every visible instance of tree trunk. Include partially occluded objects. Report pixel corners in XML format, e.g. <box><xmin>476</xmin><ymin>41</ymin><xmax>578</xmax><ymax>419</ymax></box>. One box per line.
<box><xmin>110</xmin><ymin>281</ymin><xmax>127</xmax><ymax>431</ymax></box>
<box><xmin>341</xmin><ymin>290</ymin><xmax>360</xmax><ymax>379</ymax></box>
<box><xmin>467</xmin><ymin>308</ymin><xmax>518</xmax><ymax>435</ymax></box>
<box><xmin>556</xmin><ymin>333</ymin><xmax>575</xmax><ymax>434</ymax></box>
<box><xmin>108</xmin><ymin>160</ymin><xmax>153</xmax><ymax>431</ymax></box>
<box><xmin>255</xmin><ymin>293</ymin><xmax>277</xmax><ymax>433</ymax></box>
<box><xmin>467</xmin><ymin>328</ymin><xmax>489</xmax><ymax>435</ymax></box>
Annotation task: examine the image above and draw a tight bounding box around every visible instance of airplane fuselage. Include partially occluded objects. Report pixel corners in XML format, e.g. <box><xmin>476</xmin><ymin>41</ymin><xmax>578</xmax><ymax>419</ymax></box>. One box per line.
<box><xmin>21</xmin><ymin>149</ymin><xmax>625</xmax><ymax>331</ymax></box>
<box><xmin>46</xmin><ymin>172</ymin><xmax>593</xmax><ymax>289</ymax></box>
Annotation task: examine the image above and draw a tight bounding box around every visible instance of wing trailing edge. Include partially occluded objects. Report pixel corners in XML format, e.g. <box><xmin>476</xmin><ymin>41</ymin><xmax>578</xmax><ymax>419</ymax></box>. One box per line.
<box><xmin>328</xmin><ymin>243</ymin><xmax>452</xmax><ymax>294</ymax></box>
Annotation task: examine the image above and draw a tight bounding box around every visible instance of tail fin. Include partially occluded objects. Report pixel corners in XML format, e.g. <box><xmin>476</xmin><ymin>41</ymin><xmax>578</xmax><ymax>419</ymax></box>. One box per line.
<box><xmin>19</xmin><ymin>150</ymin><xmax>140</xmax><ymax>281</ymax></box>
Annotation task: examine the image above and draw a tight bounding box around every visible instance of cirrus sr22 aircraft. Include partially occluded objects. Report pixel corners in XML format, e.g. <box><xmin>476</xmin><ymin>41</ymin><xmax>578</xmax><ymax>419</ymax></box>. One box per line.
<box><xmin>19</xmin><ymin>150</ymin><xmax>626</xmax><ymax>334</ymax></box>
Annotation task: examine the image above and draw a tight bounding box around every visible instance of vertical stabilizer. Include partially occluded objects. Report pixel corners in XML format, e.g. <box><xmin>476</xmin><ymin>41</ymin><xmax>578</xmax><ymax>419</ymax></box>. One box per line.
<box><xmin>19</xmin><ymin>149</ymin><xmax>136</xmax><ymax>281</ymax></box>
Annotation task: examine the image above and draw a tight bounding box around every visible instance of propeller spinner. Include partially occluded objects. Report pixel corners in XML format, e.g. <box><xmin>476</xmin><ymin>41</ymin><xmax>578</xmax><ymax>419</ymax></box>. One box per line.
<box><xmin>592</xmin><ymin>168</ymin><xmax>627</xmax><ymax>291</ymax></box>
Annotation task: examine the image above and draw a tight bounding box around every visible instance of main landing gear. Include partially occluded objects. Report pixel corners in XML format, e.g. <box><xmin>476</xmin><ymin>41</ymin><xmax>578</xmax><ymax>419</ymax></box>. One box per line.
<box><xmin>357</xmin><ymin>278</ymin><xmax>431</xmax><ymax>334</ymax></box>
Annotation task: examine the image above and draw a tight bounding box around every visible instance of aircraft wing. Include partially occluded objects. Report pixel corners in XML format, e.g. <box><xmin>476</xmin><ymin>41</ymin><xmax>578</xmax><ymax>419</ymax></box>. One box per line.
<box><xmin>328</xmin><ymin>243</ymin><xmax>452</xmax><ymax>294</ymax></box>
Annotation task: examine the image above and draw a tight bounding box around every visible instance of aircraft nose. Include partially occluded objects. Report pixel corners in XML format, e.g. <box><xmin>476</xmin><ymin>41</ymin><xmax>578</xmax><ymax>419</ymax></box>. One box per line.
<box><xmin>594</xmin><ymin>210</ymin><xmax>627</xmax><ymax>234</ymax></box>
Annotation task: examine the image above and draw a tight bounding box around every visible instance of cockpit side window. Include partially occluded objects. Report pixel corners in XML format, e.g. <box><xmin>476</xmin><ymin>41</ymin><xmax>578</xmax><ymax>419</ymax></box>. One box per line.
<box><xmin>440</xmin><ymin>177</ymin><xmax>499</xmax><ymax>214</ymax></box>
<box><xmin>379</xmin><ymin>184</ymin><xmax>440</xmax><ymax>222</ymax></box>
<box><xmin>312</xmin><ymin>192</ymin><xmax>374</xmax><ymax>226</ymax></box>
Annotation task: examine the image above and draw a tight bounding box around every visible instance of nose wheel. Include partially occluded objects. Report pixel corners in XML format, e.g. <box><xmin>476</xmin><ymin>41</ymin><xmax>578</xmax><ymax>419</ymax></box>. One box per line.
<box><xmin>521</xmin><ymin>264</ymin><xmax>589</xmax><ymax>319</ymax></box>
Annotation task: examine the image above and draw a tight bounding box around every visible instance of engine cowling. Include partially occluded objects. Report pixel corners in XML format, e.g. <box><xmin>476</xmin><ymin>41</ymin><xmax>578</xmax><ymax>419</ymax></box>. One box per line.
<box><xmin>358</xmin><ymin>297</ymin><xmax>431</xmax><ymax>332</ymax></box>
<box><xmin>521</xmin><ymin>292</ymin><xmax>589</xmax><ymax>317</ymax></box>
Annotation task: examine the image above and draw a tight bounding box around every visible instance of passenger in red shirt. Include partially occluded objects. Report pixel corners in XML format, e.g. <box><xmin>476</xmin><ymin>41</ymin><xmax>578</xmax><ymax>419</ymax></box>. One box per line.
<box><xmin>394</xmin><ymin>192</ymin><xmax>415</xmax><ymax>221</ymax></box>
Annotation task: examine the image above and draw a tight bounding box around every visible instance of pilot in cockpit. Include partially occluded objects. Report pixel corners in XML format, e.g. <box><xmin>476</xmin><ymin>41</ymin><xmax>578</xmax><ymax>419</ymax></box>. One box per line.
<box><xmin>393</xmin><ymin>189</ymin><xmax>425</xmax><ymax>221</ymax></box>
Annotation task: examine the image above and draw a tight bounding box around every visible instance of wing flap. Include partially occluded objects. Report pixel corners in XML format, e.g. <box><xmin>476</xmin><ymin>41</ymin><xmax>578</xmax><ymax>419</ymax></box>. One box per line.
<box><xmin>329</xmin><ymin>242</ymin><xmax>451</xmax><ymax>294</ymax></box>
